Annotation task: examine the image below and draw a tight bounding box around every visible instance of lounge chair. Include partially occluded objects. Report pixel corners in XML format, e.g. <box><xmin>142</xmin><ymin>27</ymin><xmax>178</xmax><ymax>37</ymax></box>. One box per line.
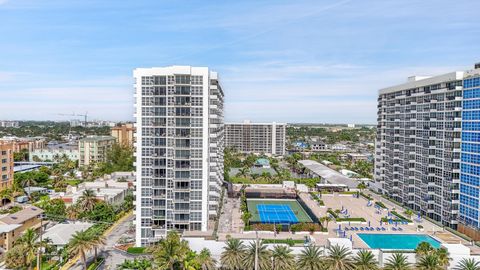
<box><xmin>345</xmin><ymin>228</ymin><xmax>349</xmax><ymax>231</ymax></box>
<box><xmin>360</xmin><ymin>227</ymin><xmax>364</xmax><ymax>231</ymax></box>
<box><xmin>370</xmin><ymin>227</ymin><xmax>374</xmax><ymax>230</ymax></box>
<box><xmin>398</xmin><ymin>227</ymin><xmax>403</xmax><ymax>231</ymax></box>
<box><xmin>381</xmin><ymin>227</ymin><xmax>386</xmax><ymax>231</ymax></box>
<box><xmin>364</xmin><ymin>227</ymin><xmax>369</xmax><ymax>231</ymax></box>
<box><xmin>392</xmin><ymin>227</ymin><xmax>397</xmax><ymax>231</ymax></box>
<box><xmin>376</xmin><ymin>227</ymin><xmax>381</xmax><ymax>231</ymax></box>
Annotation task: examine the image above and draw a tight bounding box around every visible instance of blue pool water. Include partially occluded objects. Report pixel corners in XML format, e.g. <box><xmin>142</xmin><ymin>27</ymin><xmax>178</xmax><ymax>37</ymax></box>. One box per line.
<box><xmin>257</xmin><ymin>204</ymin><xmax>298</xmax><ymax>224</ymax></box>
<box><xmin>357</xmin><ymin>234</ymin><xmax>441</xmax><ymax>250</ymax></box>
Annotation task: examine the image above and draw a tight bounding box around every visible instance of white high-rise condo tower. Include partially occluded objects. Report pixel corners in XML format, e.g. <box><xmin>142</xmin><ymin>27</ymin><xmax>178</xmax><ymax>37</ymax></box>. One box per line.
<box><xmin>134</xmin><ymin>66</ymin><xmax>224</xmax><ymax>246</ymax></box>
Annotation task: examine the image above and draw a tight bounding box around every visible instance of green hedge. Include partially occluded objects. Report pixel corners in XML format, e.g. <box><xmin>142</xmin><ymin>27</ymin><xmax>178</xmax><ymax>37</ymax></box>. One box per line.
<box><xmin>327</xmin><ymin>209</ymin><xmax>339</xmax><ymax>218</ymax></box>
<box><xmin>375</xmin><ymin>201</ymin><xmax>387</xmax><ymax>209</ymax></box>
<box><xmin>127</xmin><ymin>247</ymin><xmax>147</xmax><ymax>254</ymax></box>
<box><xmin>360</xmin><ymin>192</ymin><xmax>373</xmax><ymax>201</ymax></box>
<box><xmin>87</xmin><ymin>258</ymin><xmax>104</xmax><ymax>270</ymax></box>
<box><xmin>337</xmin><ymin>217</ymin><xmax>366</xmax><ymax>222</ymax></box>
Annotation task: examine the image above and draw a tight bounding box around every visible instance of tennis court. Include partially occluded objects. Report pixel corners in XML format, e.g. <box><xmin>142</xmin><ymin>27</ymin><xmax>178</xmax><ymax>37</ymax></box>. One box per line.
<box><xmin>247</xmin><ymin>199</ymin><xmax>313</xmax><ymax>224</ymax></box>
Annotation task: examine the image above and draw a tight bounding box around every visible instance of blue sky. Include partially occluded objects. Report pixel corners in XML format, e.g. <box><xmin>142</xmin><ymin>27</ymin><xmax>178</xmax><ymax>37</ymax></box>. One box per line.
<box><xmin>0</xmin><ymin>0</ymin><xmax>479</xmax><ymax>124</ymax></box>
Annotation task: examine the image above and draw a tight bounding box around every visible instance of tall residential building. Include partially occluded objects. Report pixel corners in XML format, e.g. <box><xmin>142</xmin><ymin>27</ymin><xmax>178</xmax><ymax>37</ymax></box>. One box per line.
<box><xmin>225</xmin><ymin>121</ymin><xmax>286</xmax><ymax>156</ymax></box>
<box><xmin>111</xmin><ymin>123</ymin><xmax>135</xmax><ymax>146</ymax></box>
<box><xmin>375</xmin><ymin>63</ymin><xmax>480</xmax><ymax>233</ymax></box>
<box><xmin>78</xmin><ymin>136</ymin><xmax>116</xmax><ymax>167</ymax></box>
<box><xmin>0</xmin><ymin>142</ymin><xmax>14</xmax><ymax>193</ymax></box>
<box><xmin>134</xmin><ymin>66</ymin><xmax>224</xmax><ymax>246</ymax></box>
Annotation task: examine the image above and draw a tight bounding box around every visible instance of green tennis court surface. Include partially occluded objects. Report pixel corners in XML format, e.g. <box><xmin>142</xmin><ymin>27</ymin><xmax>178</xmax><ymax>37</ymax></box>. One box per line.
<box><xmin>247</xmin><ymin>199</ymin><xmax>312</xmax><ymax>223</ymax></box>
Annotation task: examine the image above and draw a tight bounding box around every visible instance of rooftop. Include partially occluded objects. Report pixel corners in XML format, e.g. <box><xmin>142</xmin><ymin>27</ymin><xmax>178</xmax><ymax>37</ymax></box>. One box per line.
<box><xmin>0</xmin><ymin>206</ymin><xmax>44</xmax><ymax>225</ymax></box>
<box><xmin>43</xmin><ymin>222</ymin><xmax>93</xmax><ymax>246</ymax></box>
<box><xmin>80</xmin><ymin>135</ymin><xmax>116</xmax><ymax>142</ymax></box>
<box><xmin>299</xmin><ymin>160</ymin><xmax>358</xmax><ymax>188</ymax></box>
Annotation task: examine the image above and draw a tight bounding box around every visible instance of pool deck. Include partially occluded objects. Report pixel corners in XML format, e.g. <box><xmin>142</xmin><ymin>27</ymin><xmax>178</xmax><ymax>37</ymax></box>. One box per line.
<box><xmin>300</xmin><ymin>192</ymin><xmax>480</xmax><ymax>253</ymax></box>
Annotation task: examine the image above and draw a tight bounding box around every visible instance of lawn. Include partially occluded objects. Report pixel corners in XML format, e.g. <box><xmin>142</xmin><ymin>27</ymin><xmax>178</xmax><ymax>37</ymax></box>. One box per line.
<box><xmin>246</xmin><ymin>199</ymin><xmax>313</xmax><ymax>223</ymax></box>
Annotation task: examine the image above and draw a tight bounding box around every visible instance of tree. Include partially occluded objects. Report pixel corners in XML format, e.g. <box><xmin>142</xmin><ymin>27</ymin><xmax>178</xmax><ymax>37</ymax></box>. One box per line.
<box><xmin>236</xmin><ymin>167</ymin><xmax>250</xmax><ymax>178</ymax></box>
<box><xmin>40</xmin><ymin>198</ymin><xmax>67</xmax><ymax>221</ymax></box>
<box><xmin>67</xmin><ymin>204</ymin><xmax>80</xmax><ymax>221</ymax></box>
<box><xmin>88</xmin><ymin>229</ymin><xmax>106</xmax><ymax>263</ymax></box>
<box><xmin>416</xmin><ymin>253</ymin><xmax>443</xmax><ymax>270</ymax></box>
<box><xmin>356</xmin><ymin>182</ymin><xmax>367</xmax><ymax>192</ymax></box>
<box><xmin>297</xmin><ymin>245</ymin><xmax>324</xmax><ymax>270</ymax></box>
<box><xmin>324</xmin><ymin>244</ymin><xmax>354</xmax><ymax>270</ymax></box>
<box><xmin>16</xmin><ymin>228</ymin><xmax>41</xmax><ymax>270</ymax></box>
<box><xmin>353</xmin><ymin>250</ymin><xmax>379</xmax><ymax>270</ymax></box>
<box><xmin>453</xmin><ymin>258</ymin><xmax>480</xmax><ymax>270</ymax></box>
<box><xmin>78</xmin><ymin>189</ymin><xmax>97</xmax><ymax>212</ymax></box>
<box><xmin>383</xmin><ymin>253</ymin><xmax>411</xmax><ymax>270</ymax></box>
<box><xmin>147</xmin><ymin>231</ymin><xmax>190</xmax><ymax>270</ymax></box>
<box><xmin>4</xmin><ymin>244</ymin><xmax>30</xmax><ymax>269</ymax></box>
<box><xmin>221</xmin><ymin>238</ymin><xmax>246</xmax><ymax>270</ymax></box>
<box><xmin>241</xmin><ymin>212</ymin><xmax>252</xmax><ymax>227</ymax></box>
<box><xmin>117</xmin><ymin>258</ymin><xmax>152</xmax><ymax>270</ymax></box>
<box><xmin>271</xmin><ymin>245</ymin><xmax>295</xmax><ymax>270</ymax></box>
<box><xmin>415</xmin><ymin>242</ymin><xmax>434</xmax><ymax>257</ymax></box>
<box><xmin>196</xmin><ymin>248</ymin><xmax>217</xmax><ymax>270</ymax></box>
<box><xmin>435</xmin><ymin>247</ymin><xmax>450</xmax><ymax>268</ymax></box>
<box><xmin>68</xmin><ymin>230</ymin><xmax>95</xmax><ymax>270</ymax></box>
<box><xmin>244</xmin><ymin>240</ymin><xmax>271</xmax><ymax>270</ymax></box>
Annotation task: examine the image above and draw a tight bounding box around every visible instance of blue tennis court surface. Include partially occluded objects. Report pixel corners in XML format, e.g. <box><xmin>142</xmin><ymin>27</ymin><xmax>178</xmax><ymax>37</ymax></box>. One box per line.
<box><xmin>257</xmin><ymin>204</ymin><xmax>298</xmax><ymax>224</ymax></box>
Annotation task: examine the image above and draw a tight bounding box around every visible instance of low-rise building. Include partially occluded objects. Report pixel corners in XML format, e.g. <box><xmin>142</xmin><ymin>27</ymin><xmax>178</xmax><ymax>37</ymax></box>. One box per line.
<box><xmin>30</xmin><ymin>148</ymin><xmax>79</xmax><ymax>162</ymax></box>
<box><xmin>0</xmin><ymin>142</ymin><xmax>14</xmax><ymax>193</ymax></box>
<box><xmin>78</xmin><ymin>136</ymin><xmax>116</xmax><ymax>167</ymax></box>
<box><xmin>0</xmin><ymin>136</ymin><xmax>46</xmax><ymax>153</ymax></box>
<box><xmin>346</xmin><ymin>153</ymin><xmax>369</xmax><ymax>163</ymax></box>
<box><xmin>310</xmin><ymin>141</ymin><xmax>327</xmax><ymax>151</ymax></box>
<box><xmin>111</xmin><ymin>123</ymin><xmax>135</xmax><ymax>146</ymax></box>
<box><xmin>42</xmin><ymin>222</ymin><xmax>93</xmax><ymax>250</ymax></box>
<box><xmin>0</xmin><ymin>206</ymin><xmax>44</xmax><ymax>251</ymax></box>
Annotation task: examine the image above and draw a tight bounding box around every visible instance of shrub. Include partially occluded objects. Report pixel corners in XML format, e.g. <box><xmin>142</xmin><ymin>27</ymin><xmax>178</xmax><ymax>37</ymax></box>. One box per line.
<box><xmin>375</xmin><ymin>201</ymin><xmax>387</xmax><ymax>209</ymax></box>
<box><xmin>127</xmin><ymin>247</ymin><xmax>147</xmax><ymax>254</ymax></box>
<box><xmin>290</xmin><ymin>223</ymin><xmax>322</xmax><ymax>232</ymax></box>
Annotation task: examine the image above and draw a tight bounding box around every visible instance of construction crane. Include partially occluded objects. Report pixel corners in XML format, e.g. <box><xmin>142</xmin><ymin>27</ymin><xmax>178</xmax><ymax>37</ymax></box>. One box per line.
<box><xmin>58</xmin><ymin>112</ymin><xmax>88</xmax><ymax>127</ymax></box>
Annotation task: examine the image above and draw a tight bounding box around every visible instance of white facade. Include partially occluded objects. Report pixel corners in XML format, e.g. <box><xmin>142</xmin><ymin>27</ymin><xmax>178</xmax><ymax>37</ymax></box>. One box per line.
<box><xmin>29</xmin><ymin>148</ymin><xmax>79</xmax><ymax>162</ymax></box>
<box><xmin>134</xmin><ymin>66</ymin><xmax>224</xmax><ymax>246</ymax></box>
<box><xmin>225</xmin><ymin>121</ymin><xmax>286</xmax><ymax>156</ymax></box>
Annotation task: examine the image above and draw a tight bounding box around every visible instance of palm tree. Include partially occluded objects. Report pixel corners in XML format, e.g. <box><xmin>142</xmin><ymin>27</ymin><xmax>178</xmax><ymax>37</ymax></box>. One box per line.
<box><xmin>67</xmin><ymin>204</ymin><xmax>80</xmax><ymax>221</ymax></box>
<box><xmin>321</xmin><ymin>215</ymin><xmax>333</xmax><ymax>230</ymax></box>
<box><xmin>0</xmin><ymin>188</ymin><xmax>14</xmax><ymax>206</ymax></box>
<box><xmin>404</xmin><ymin>209</ymin><xmax>414</xmax><ymax>220</ymax></box>
<box><xmin>435</xmin><ymin>247</ymin><xmax>450</xmax><ymax>268</ymax></box>
<box><xmin>453</xmin><ymin>258</ymin><xmax>480</xmax><ymax>270</ymax></box>
<box><xmin>415</xmin><ymin>242</ymin><xmax>434</xmax><ymax>257</ymax></box>
<box><xmin>68</xmin><ymin>230</ymin><xmax>94</xmax><ymax>270</ymax></box>
<box><xmin>16</xmin><ymin>228</ymin><xmax>39</xmax><ymax>269</ymax></box>
<box><xmin>236</xmin><ymin>167</ymin><xmax>250</xmax><ymax>178</ymax></box>
<box><xmin>271</xmin><ymin>245</ymin><xmax>295</xmax><ymax>270</ymax></box>
<box><xmin>78</xmin><ymin>189</ymin><xmax>97</xmax><ymax>212</ymax></box>
<box><xmin>324</xmin><ymin>244</ymin><xmax>354</xmax><ymax>270</ymax></box>
<box><xmin>383</xmin><ymin>253</ymin><xmax>411</xmax><ymax>270</ymax></box>
<box><xmin>117</xmin><ymin>259</ymin><xmax>152</xmax><ymax>270</ymax></box>
<box><xmin>196</xmin><ymin>248</ymin><xmax>216</xmax><ymax>270</ymax></box>
<box><xmin>21</xmin><ymin>177</ymin><xmax>37</xmax><ymax>190</ymax></box>
<box><xmin>220</xmin><ymin>238</ymin><xmax>246</xmax><ymax>270</ymax></box>
<box><xmin>148</xmin><ymin>231</ymin><xmax>190</xmax><ymax>270</ymax></box>
<box><xmin>353</xmin><ymin>250</ymin><xmax>379</xmax><ymax>270</ymax></box>
<box><xmin>416</xmin><ymin>253</ymin><xmax>443</xmax><ymax>270</ymax></box>
<box><xmin>297</xmin><ymin>245</ymin><xmax>325</xmax><ymax>270</ymax></box>
<box><xmin>244</xmin><ymin>240</ymin><xmax>271</xmax><ymax>270</ymax></box>
<box><xmin>88</xmin><ymin>229</ymin><xmax>106</xmax><ymax>263</ymax></box>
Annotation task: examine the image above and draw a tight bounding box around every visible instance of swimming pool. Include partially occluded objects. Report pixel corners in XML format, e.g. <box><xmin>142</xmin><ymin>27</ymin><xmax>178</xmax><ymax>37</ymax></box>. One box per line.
<box><xmin>357</xmin><ymin>234</ymin><xmax>441</xmax><ymax>250</ymax></box>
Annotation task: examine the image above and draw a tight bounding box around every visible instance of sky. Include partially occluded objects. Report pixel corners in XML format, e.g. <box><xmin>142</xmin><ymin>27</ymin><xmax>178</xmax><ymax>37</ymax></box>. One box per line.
<box><xmin>0</xmin><ymin>0</ymin><xmax>479</xmax><ymax>124</ymax></box>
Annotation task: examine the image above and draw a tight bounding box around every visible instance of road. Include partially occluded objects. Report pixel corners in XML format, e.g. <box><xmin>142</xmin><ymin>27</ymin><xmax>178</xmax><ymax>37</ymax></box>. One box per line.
<box><xmin>68</xmin><ymin>213</ymin><xmax>135</xmax><ymax>270</ymax></box>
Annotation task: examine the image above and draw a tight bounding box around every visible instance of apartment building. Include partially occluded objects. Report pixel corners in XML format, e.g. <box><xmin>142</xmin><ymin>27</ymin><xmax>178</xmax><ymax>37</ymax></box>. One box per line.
<box><xmin>111</xmin><ymin>123</ymin><xmax>135</xmax><ymax>146</ymax></box>
<box><xmin>78</xmin><ymin>136</ymin><xmax>116</xmax><ymax>167</ymax></box>
<box><xmin>0</xmin><ymin>206</ymin><xmax>44</xmax><ymax>251</ymax></box>
<box><xmin>134</xmin><ymin>66</ymin><xmax>224</xmax><ymax>246</ymax></box>
<box><xmin>0</xmin><ymin>136</ymin><xmax>46</xmax><ymax>153</ymax></box>
<box><xmin>0</xmin><ymin>142</ymin><xmax>14</xmax><ymax>193</ymax></box>
<box><xmin>375</xmin><ymin>63</ymin><xmax>480</xmax><ymax>233</ymax></box>
<box><xmin>225</xmin><ymin>121</ymin><xmax>286</xmax><ymax>156</ymax></box>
